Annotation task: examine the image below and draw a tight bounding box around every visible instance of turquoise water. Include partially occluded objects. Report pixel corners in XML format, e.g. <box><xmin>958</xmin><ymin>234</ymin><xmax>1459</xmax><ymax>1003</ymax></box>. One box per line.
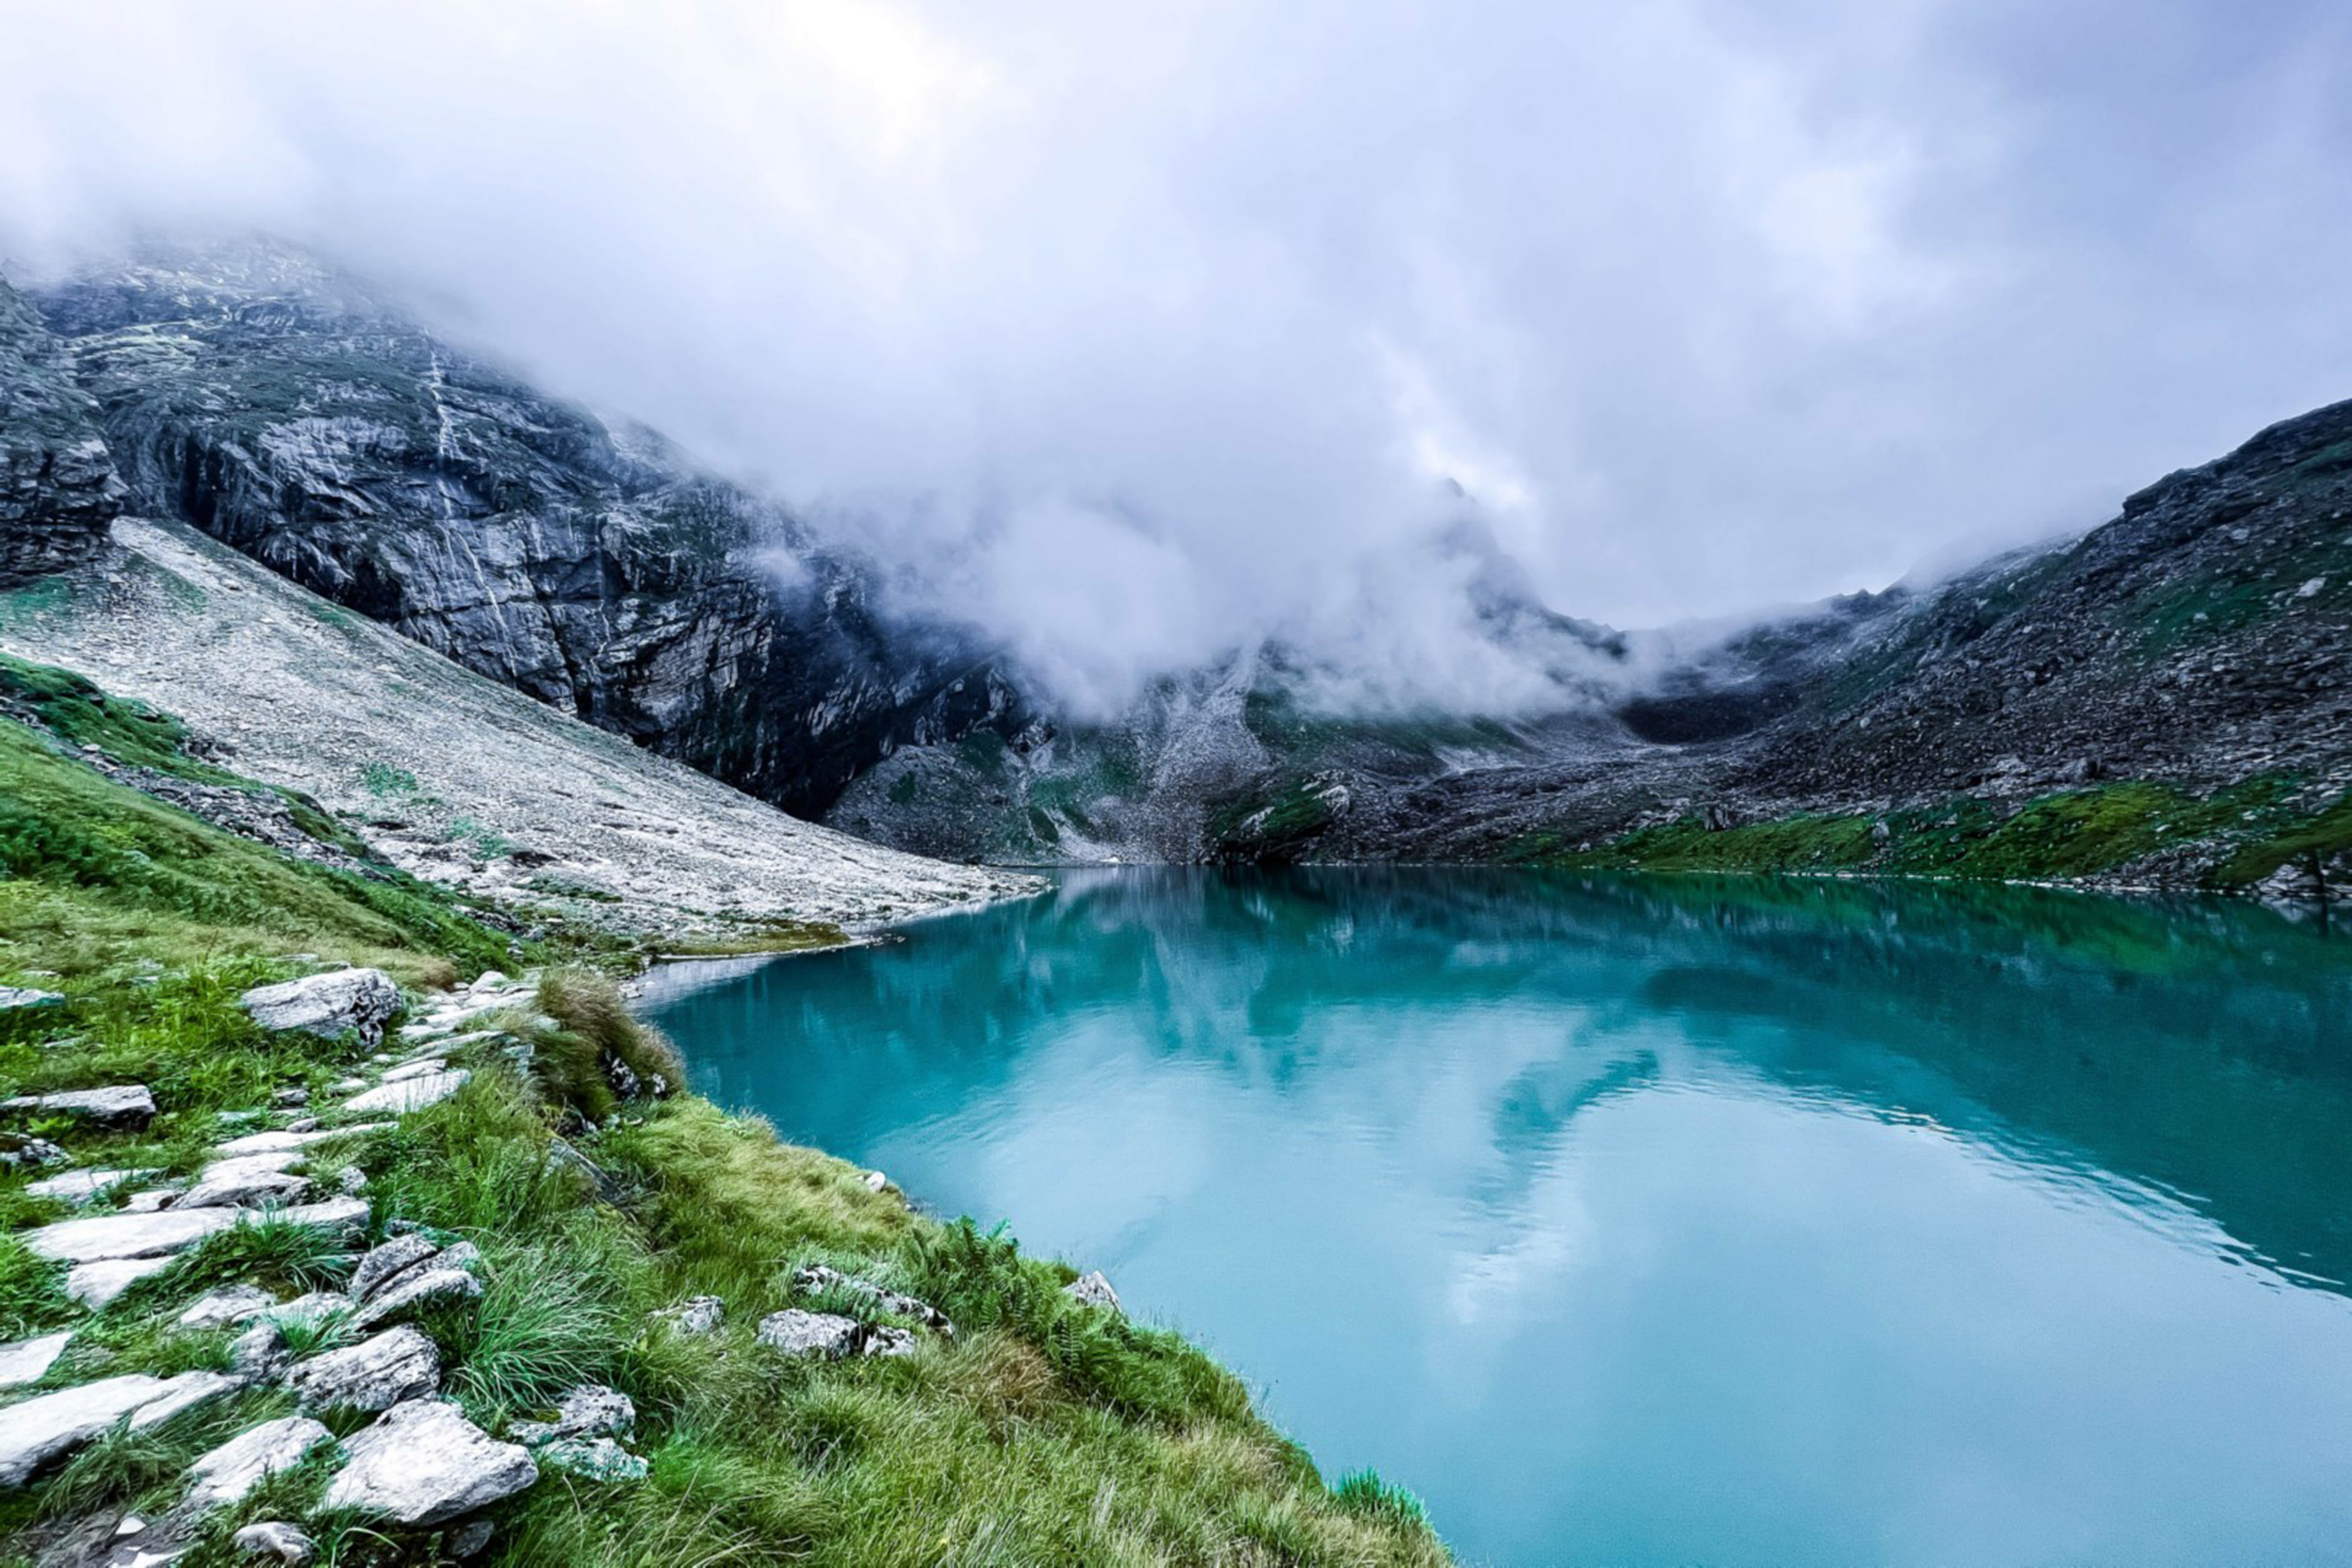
<box><xmin>647</xmin><ymin>869</ymin><xmax>2352</xmax><ymax>1566</ymax></box>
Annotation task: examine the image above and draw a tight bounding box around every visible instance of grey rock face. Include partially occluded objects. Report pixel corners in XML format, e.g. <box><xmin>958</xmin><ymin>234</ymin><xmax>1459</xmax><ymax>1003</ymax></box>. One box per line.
<box><xmin>183</xmin><ymin>1416</ymin><xmax>333</xmax><ymax>1513</ymax></box>
<box><xmin>232</xmin><ymin>1521</ymin><xmax>316</xmax><ymax>1564</ymax></box>
<box><xmin>228</xmin><ymin>1321</ymin><xmax>293</xmax><ymax>1381</ymax></box>
<box><xmin>239</xmin><ymin>968</ymin><xmax>401</xmax><ymax>1046</ymax></box>
<box><xmin>287</xmin><ymin>1325</ymin><xmax>440</xmax><ymax>1412</ymax></box>
<box><xmin>0</xmin><ymin>1329</ymin><xmax>71</xmax><ymax>1389</ymax></box>
<box><xmin>22</xmin><ymin>244</ymin><xmax>1029</xmax><ymax>819</ymax></box>
<box><xmin>0</xmin><ymin>1084</ymin><xmax>156</xmax><ymax>1129</ymax></box>
<box><xmin>753</xmin><ymin>1309</ymin><xmax>864</xmax><ymax>1360</ymax></box>
<box><xmin>1063</xmin><ymin>1270</ymin><xmax>1121</xmax><ymax>1311</ymax></box>
<box><xmin>0</xmin><ymin>276</ymin><xmax>121</xmax><ymax>588</ymax></box>
<box><xmin>321</xmin><ymin>1398</ymin><xmax>538</xmax><ymax>1525</ymax></box>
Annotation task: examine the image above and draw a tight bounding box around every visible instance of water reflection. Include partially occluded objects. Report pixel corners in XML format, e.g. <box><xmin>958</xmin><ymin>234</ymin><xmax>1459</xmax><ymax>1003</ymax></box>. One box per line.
<box><xmin>652</xmin><ymin>869</ymin><xmax>2352</xmax><ymax>1566</ymax></box>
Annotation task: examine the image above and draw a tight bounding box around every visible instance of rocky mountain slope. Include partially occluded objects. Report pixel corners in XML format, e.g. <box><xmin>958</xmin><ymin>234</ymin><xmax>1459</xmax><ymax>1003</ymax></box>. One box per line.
<box><xmin>10</xmin><ymin>246</ymin><xmax>1030</xmax><ymax>819</ymax></box>
<box><xmin>0</xmin><ymin>515</ymin><xmax>1033</xmax><ymax>935</ymax></box>
<box><xmin>0</xmin><ymin>282</ymin><xmax>122</xmax><ymax>589</ymax></box>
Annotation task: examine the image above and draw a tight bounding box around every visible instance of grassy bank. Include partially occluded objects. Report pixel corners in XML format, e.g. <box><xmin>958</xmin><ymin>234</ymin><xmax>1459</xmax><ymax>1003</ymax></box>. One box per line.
<box><xmin>1514</xmin><ymin>775</ymin><xmax>2352</xmax><ymax>893</ymax></box>
<box><xmin>0</xmin><ymin>664</ymin><xmax>1447</xmax><ymax>1566</ymax></box>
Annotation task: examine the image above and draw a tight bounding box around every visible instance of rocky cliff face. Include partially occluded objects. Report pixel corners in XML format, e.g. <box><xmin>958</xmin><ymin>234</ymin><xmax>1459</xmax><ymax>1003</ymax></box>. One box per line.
<box><xmin>0</xmin><ymin>279</ymin><xmax>124</xmax><ymax>589</ymax></box>
<box><xmin>20</xmin><ymin>244</ymin><xmax>1025</xmax><ymax>817</ymax></box>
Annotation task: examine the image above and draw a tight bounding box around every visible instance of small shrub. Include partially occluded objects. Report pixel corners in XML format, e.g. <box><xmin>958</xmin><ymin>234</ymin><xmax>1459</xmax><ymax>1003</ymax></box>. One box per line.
<box><xmin>535</xmin><ymin>968</ymin><xmax>687</xmax><ymax>1118</ymax></box>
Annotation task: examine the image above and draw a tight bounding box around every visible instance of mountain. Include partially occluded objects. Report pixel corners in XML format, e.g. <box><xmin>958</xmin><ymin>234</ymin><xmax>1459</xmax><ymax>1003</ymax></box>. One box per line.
<box><xmin>12</xmin><ymin>243</ymin><xmax>1029</xmax><ymax>818</ymax></box>
<box><xmin>3</xmin><ymin>239</ymin><xmax>2346</xmax><ymax>896</ymax></box>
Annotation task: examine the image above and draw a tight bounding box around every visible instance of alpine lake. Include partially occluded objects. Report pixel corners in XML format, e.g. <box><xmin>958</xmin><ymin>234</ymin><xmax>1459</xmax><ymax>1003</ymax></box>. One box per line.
<box><xmin>646</xmin><ymin>869</ymin><xmax>2352</xmax><ymax>1566</ymax></box>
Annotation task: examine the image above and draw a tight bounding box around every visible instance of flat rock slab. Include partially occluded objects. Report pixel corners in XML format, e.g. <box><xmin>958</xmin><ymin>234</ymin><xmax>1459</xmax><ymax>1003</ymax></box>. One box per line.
<box><xmin>0</xmin><ymin>1329</ymin><xmax>72</xmax><ymax>1389</ymax></box>
<box><xmin>25</xmin><ymin>1196</ymin><xmax>367</xmax><ymax>1264</ymax></box>
<box><xmin>184</xmin><ymin>1415</ymin><xmax>333</xmax><ymax>1513</ymax></box>
<box><xmin>215</xmin><ymin>1124</ymin><xmax>394</xmax><ymax>1157</ymax></box>
<box><xmin>352</xmin><ymin>1234</ymin><xmax>442</xmax><ymax>1301</ymax></box>
<box><xmin>25</xmin><ymin>1167</ymin><xmax>162</xmax><ymax>1205</ymax></box>
<box><xmin>378</xmin><ymin>1057</ymin><xmax>446</xmax><ymax>1084</ymax></box>
<box><xmin>175</xmin><ymin>1167</ymin><xmax>312</xmax><ymax>1211</ymax></box>
<box><xmin>288</xmin><ymin>1324</ymin><xmax>439</xmax><ymax>1413</ymax></box>
<box><xmin>350</xmin><ymin>1267</ymin><xmax>479</xmax><ymax>1329</ymax></box>
<box><xmin>233</xmin><ymin>1521</ymin><xmax>315</xmax><ymax>1563</ymax></box>
<box><xmin>0</xmin><ymin>985</ymin><xmax>63</xmax><ymax>1009</ymax></box>
<box><xmin>343</xmin><ymin>1069</ymin><xmax>469</xmax><ymax>1114</ymax></box>
<box><xmin>0</xmin><ymin>1085</ymin><xmax>156</xmax><ymax>1129</ymax></box>
<box><xmin>241</xmin><ymin>969</ymin><xmax>400</xmax><ymax>1046</ymax></box>
<box><xmin>510</xmin><ymin>1384</ymin><xmax>634</xmax><ymax>1446</ymax></box>
<box><xmin>0</xmin><ymin>1370</ymin><xmax>237</xmax><ymax>1486</ymax></box>
<box><xmin>66</xmin><ymin>1256</ymin><xmax>175</xmax><ymax>1309</ymax></box>
<box><xmin>322</xmin><ymin>1399</ymin><xmax>538</xmax><ymax>1525</ymax></box>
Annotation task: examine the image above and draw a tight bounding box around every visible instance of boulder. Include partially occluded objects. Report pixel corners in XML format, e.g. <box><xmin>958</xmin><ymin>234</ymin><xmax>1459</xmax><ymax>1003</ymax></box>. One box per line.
<box><xmin>0</xmin><ymin>1371</ymin><xmax>236</xmax><ymax>1486</ymax></box>
<box><xmin>66</xmin><ymin>1256</ymin><xmax>175</xmax><ymax>1309</ymax></box>
<box><xmin>321</xmin><ymin>1399</ymin><xmax>538</xmax><ymax>1525</ymax></box>
<box><xmin>655</xmin><ymin>1295</ymin><xmax>725</xmax><ymax>1335</ymax></box>
<box><xmin>266</xmin><ymin>1291</ymin><xmax>356</xmax><ymax>1329</ymax></box>
<box><xmin>350</xmin><ymin>1267</ymin><xmax>481</xmax><ymax>1329</ymax></box>
<box><xmin>0</xmin><ymin>984</ymin><xmax>63</xmax><ymax>1009</ymax></box>
<box><xmin>26</xmin><ymin>1167</ymin><xmax>162</xmax><ymax>1205</ymax></box>
<box><xmin>1063</xmin><ymin>1270</ymin><xmax>1121</xmax><ymax>1311</ymax></box>
<box><xmin>754</xmin><ymin>1309</ymin><xmax>862</xmax><ymax>1360</ymax></box>
<box><xmin>0</xmin><ymin>1085</ymin><xmax>156</xmax><ymax>1129</ymax></box>
<box><xmin>509</xmin><ymin>1384</ymin><xmax>633</xmax><ymax>1446</ymax></box>
<box><xmin>0</xmin><ymin>1329</ymin><xmax>71</xmax><ymax>1389</ymax></box>
<box><xmin>350</xmin><ymin>1233</ymin><xmax>439</xmax><ymax>1301</ymax></box>
<box><xmin>535</xmin><ymin>1436</ymin><xmax>649</xmax><ymax>1482</ymax></box>
<box><xmin>288</xmin><ymin>1325</ymin><xmax>439</xmax><ymax>1412</ymax></box>
<box><xmin>178</xmin><ymin>1285</ymin><xmax>278</xmax><ymax>1330</ymax></box>
<box><xmin>343</xmin><ymin>1068</ymin><xmax>470</xmax><ymax>1114</ymax></box>
<box><xmin>183</xmin><ymin>1417</ymin><xmax>333</xmax><ymax>1513</ymax></box>
<box><xmin>232</xmin><ymin>1521</ymin><xmax>316</xmax><ymax>1564</ymax></box>
<box><xmin>862</xmin><ymin>1325</ymin><xmax>918</xmax><ymax>1358</ymax></box>
<box><xmin>228</xmin><ymin>1321</ymin><xmax>292</xmax><ymax>1381</ymax></box>
<box><xmin>377</xmin><ymin>1057</ymin><xmax>447</xmax><ymax>1085</ymax></box>
<box><xmin>239</xmin><ymin>970</ymin><xmax>401</xmax><ymax>1046</ymax></box>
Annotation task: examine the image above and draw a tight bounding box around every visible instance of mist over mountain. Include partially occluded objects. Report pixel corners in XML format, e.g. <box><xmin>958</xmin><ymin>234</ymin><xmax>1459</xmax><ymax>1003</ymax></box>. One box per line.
<box><xmin>8</xmin><ymin>0</ymin><xmax>2352</xmax><ymax>715</ymax></box>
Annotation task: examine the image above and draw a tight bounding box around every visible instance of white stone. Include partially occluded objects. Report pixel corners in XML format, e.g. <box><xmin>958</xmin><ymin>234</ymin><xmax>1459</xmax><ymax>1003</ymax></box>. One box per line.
<box><xmin>0</xmin><ymin>1329</ymin><xmax>71</xmax><ymax>1389</ymax></box>
<box><xmin>378</xmin><ymin>1057</ymin><xmax>446</xmax><ymax>1084</ymax></box>
<box><xmin>0</xmin><ymin>1085</ymin><xmax>156</xmax><ymax>1128</ymax></box>
<box><xmin>66</xmin><ymin>1256</ymin><xmax>175</xmax><ymax>1309</ymax></box>
<box><xmin>508</xmin><ymin>1384</ymin><xmax>633</xmax><ymax>1445</ymax></box>
<box><xmin>656</xmin><ymin>1295</ymin><xmax>725</xmax><ymax>1335</ymax></box>
<box><xmin>1063</xmin><ymin>1270</ymin><xmax>1121</xmax><ymax>1311</ymax></box>
<box><xmin>754</xmin><ymin>1309</ymin><xmax>862</xmax><ymax>1359</ymax></box>
<box><xmin>26</xmin><ymin>1167</ymin><xmax>162</xmax><ymax>1205</ymax></box>
<box><xmin>240</xmin><ymin>969</ymin><xmax>400</xmax><ymax>1045</ymax></box>
<box><xmin>288</xmin><ymin>1325</ymin><xmax>439</xmax><ymax>1412</ymax></box>
<box><xmin>174</xmin><ymin>1169</ymin><xmax>312</xmax><ymax>1211</ymax></box>
<box><xmin>122</xmin><ymin>1191</ymin><xmax>177</xmax><ymax>1214</ymax></box>
<box><xmin>322</xmin><ymin>1399</ymin><xmax>537</xmax><ymax>1524</ymax></box>
<box><xmin>232</xmin><ymin>1521</ymin><xmax>315</xmax><ymax>1563</ymax></box>
<box><xmin>26</xmin><ymin>1196</ymin><xmax>366</xmax><ymax>1265</ymax></box>
<box><xmin>342</xmin><ymin>1069</ymin><xmax>470</xmax><ymax>1114</ymax></box>
<box><xmin>0</xmin><ymin>1371</ymin><xmax>235</xmax><ymax>1487</ymax></box>
<box><xmin>184</xmin><ymin>1416</ymin><xmax>333</xmax><ymax>1513</ymax></box>
<box><xmin>535</xmin><ymin>1435</ymin><xmax>647</xmax><ymax>1482</ymax></box>
<box><xmin>0</xmin><ymin>984</ymin><xmax>63</xmax><ymax>1009</ymax></box>
<box><xmin>215</xmin><ymin>1124</ymin><xmax>393</xmax><ymax>1157</ymax></box>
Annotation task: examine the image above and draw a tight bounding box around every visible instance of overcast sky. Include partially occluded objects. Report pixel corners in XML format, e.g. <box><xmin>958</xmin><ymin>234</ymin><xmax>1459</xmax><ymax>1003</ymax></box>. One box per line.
<box><xmin>4</xmin><ymin>1</ymin><xmax>2348</xmax><ymax>710</ymax></box>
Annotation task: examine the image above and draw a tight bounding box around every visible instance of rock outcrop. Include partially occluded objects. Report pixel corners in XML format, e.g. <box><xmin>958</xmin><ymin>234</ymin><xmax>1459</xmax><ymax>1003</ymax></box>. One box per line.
<box><xmin>321</xmin><ymin>1399</ymin><xmax>537</xmax><ymax>1525</ymax></box>
<box><xmin>0</xmin><ymin>277</ymin><xmax>122</xmax><ymax>588</ymax></box>
<box><xmin>240</xmin><ymin>968</ymin><xmax>401</xmax><ymax>1046</ymax></box>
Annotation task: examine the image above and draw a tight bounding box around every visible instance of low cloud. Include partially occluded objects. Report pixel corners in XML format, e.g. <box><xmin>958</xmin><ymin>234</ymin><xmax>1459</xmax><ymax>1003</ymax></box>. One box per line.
<box><xmin>4</xmin><ymin>0</ymin><xmax>2348</xmax><ymax>715</ymax></box>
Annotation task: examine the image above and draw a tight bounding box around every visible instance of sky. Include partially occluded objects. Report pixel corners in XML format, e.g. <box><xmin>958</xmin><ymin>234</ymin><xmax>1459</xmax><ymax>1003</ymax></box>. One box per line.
<box><xmin>3</xmin><ymin>0</ymin><xmax>2349</xmax><ymax>714</ymax></box>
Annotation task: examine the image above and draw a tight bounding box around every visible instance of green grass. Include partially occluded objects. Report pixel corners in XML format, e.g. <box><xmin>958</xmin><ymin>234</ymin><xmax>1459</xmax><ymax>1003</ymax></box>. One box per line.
<box><xmin>0</xmin><ymin>662</ymin><xmax>1444</xmax><ymax>1566</ymax></box>
<box><xmin>1525</xmin><ymin>776</ymin><xmax>2350</xmax><ymax>892</ymax></box>
<box><xmin>0</xmin><ymin>651</ymin><xmax>236</xmax><ymax>782</ymax></box>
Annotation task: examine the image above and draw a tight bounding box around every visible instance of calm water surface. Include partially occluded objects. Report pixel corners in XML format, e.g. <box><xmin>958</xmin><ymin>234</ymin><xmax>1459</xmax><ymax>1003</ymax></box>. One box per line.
<box><xmin>647</xmin><ymin>869</ymin><xmax>2352</xmax><ymax>1566</ymax></box>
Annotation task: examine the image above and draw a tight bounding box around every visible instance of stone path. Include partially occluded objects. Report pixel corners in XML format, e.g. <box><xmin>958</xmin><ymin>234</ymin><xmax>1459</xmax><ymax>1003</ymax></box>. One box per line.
<box><xmin>0</xmin><ymin>967</ymin><xmax>572</xmax><ymax>1562</ymax></box>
